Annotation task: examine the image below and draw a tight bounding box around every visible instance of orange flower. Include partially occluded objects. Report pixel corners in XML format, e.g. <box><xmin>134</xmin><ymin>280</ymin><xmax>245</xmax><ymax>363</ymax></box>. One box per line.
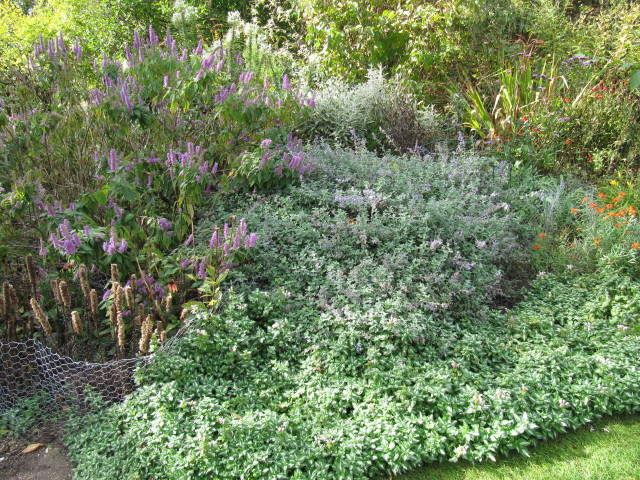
<box><xmin>563</xmin><ymin>97</ymin><xmax>570</xmax><ymax>102</ymax></box>
<box><xmin>595</xmin><ymin>208</ymin><xmax>605</xmax><ymax>214</ymax></box>
<box><xmin>598</xmin><ymin>192</ymin><xmax>608</xmax><ymax>198</ymax></box>
<box><xmin>594</xmin><ymin>237</ymin><xmax>601</xmax><ymax>245</ymax></box>
<box><xmin>612</xmin><ymin>197</ymin><xmax>621</xmax><ymax>202</ymax></box>
<box><xmin>539</xmin><ymin>233</ymin><xmax>546</xmax><ymax>239</ymax></box>
<box><xmin>606</xmin><ymin>203</ymin><xmax>613</xmax><ymax>209</ymax></box>
<box><xmin>595</xmin><ymin>95</ymin><xmax>603</xmax><ymax>99</ymax></box>
<box><xmin>628</xmin><ymin>206</ymin><xmax>637</xmax><ymax>216</ymax></box>
<box><xmin>565</xmin><ymin>139</ymin><xmax>572</xmax><ymax>145</ymax></box>
<box><xmin>632</xmin><ymin>243</ymin><xmax>640</xmax><ymax>250</ymax></box>
<box><xmin>570</xmin><ymin>208</ymin><xmax>578</xmax><ymax>214</ymax></box>
<box><xmin>533</xmin><ymin>244</ymin><xmax>540</xmax><ymax>250</ymax></box>
<box><xmin>615</xmin><ymin>223</ymin><xmax>621</xmax><ymax>228</ymax></box>
<box><xmin>348</xmin><ymin>218</ymin><xmax>356</xmax><ymax>224</ymax></box>
<box><xmin>582</xmin><ymin>197</ymin><xmax>588</xmax><ymax>203</ymax></box>
<box><xmin>569</xmin><ymin>243</ymin><xmax>575</xmax><ymax>248</ymax></box>
<box><xmin>589</xmin><ymin>202</ymin><xmax>597</xmax><ymax>208</ymax></box>
<box><xmin>620</xmin><ymin>192</ymin><xmax>627</xmax><ymax>197</ymax></box>
<box><xmin>576</xmin><ymin>227</ymin><xmax>583</xmax><ymax>231</ymax></box>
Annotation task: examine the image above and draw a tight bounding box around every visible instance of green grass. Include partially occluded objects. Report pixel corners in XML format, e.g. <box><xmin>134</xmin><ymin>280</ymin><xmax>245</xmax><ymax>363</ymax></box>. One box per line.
<box><xmin>399</xmin><ymin>414</ymin><xmax>640</xmax><ymax>480</ymax></box>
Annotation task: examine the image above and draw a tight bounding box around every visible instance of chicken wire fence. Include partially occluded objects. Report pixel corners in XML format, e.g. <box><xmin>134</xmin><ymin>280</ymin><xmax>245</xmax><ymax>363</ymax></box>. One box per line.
<box><xmin>0</xmin><ymin>339</ymin><xmax>145</xmax><ymax>423</ymax></box>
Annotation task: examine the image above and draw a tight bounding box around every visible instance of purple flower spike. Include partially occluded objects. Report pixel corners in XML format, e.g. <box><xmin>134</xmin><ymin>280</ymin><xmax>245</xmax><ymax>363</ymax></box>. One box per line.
<box><xmin>282</xmin><ymin>74</ymin><xmax>291</xmax><ymax>90</ymax></box>
<box><xmin>181</xmin><ymin>258</ymin><xmax>190</xmax><ymax>268</ymax></box>
<box><xmin>223</xmin><ymin>223</ymin><xmax>229</xmax><ymax>239</ymax></box>
<box><xmin>223</xmin><ymin>242</ymin><xmax>230</xmax><ymax>257</ymax></box>
<box><xmin>261</xmin><ymin>139</ymin><xmax>272</xmax><ymax>149</ymax></box>
<box><xmin>118</xmin><ymin>239</ymin><xmax>128</xmax><ymax>253</ymax></box>
<box><xmin>184</xmin><ymin>233</ymin><xmax>194</xmax><ymax>246</ymax></box>
<box><xmin>239</xmin><ymin>218</ymin><xmax>247</xmax><ymax>236</ymax></box>
<box><xmin>245</xmin><ymin>233</ymin><xmax>258</xmax><ymax>249</ymax></box>
<box><xmin>209</xmin><ymin>230</ymin><xmax>218</xmax><ymax>249</ymax></box>
<box><xmin>263</xmin><ymin>75</ymin><xmax>269</xmax><ymax>91</ymax></box>
<box><xmin>198</xmin><ymin>261</ymin><xmax>207</xmax><ymax>280</ymax></box>
<box><xmin>211</xmin><ymin>162</ymin><xmax>218</xmax><ymax>174</ymax></box>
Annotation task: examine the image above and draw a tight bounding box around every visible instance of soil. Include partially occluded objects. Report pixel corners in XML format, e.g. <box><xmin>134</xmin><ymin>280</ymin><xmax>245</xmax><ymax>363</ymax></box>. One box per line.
<box><xmin>0</xmin><ymin>424</ymin><xmax>74</xmax><ymax>480</ymax></box>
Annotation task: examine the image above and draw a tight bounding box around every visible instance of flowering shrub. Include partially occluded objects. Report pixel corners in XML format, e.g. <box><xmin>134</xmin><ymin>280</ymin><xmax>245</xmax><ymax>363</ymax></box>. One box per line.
<box><xmin>64</xmin><ymin>146</ymin><xmax>640</xmax><ymax>479</ymax></box>
<box><xmin>0</xmin><ymin>27</ymin><xmax>312</xmax><ymax>356</ymax></box>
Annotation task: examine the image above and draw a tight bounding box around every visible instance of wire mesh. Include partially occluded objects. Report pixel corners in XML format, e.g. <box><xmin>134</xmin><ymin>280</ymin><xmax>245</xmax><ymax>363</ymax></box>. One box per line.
<box><xmin>0</xmin><ymin>338</ymin><xmax>145</xmax><ymax>419</ymax></box>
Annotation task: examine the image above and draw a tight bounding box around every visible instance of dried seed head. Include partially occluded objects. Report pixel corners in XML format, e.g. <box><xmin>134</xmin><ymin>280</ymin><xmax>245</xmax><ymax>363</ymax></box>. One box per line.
<box><xmin>71</xmin><ymin>310</ymin><xmax>83</xmax><ymax>336</ymax></box>
<box><xmin>139</xmin><ymin>315</ymin><xmax>153</xmax><ymax>355</ymax></box>
<box><xmin>109</xmin><ymin>304</ymin><xmax>117</xmax><ymax>327</ymax></box>
<box><xmin>8</xmin><ymin>284</ymin><xmax>18</xmax><ymax>314</ymax></box>
<box><xmin>59</xmin><ymin>281</ymin><xmax>71</xmax><ymax>308</ymax></box>
<box><xmin>1</xmin><ymin>282</ymin><xmax>8</xmax><ymax>317</ymax></box>
<box><xmin>50</xmin><ymin>278</ymin><xmax>62</xmax><ymax>305</ymax></box>
<box><xmin>110</xmin><ymin>263</ymin><xmax>120</xmax><ymax>283</ymax></box>
<box><xmin>124</xmin><ymin>286</ymin><xmax>134</xmax><ymax>310</ymax></box>
<box><xmin>129</xmin><ymin>274</ymin><xmax>137</xmax><ymax>293</ymax></box>
<box><xmin>116</xmin><ymin>312</ymin><xmax>125</xmax><ymax>354</ymax></box>
<box><xmin>135</xmin><ymin>303</ymin><xmax>144</xmax><ymax>326</ymax></box>
<box><xmin>113</xmin><ymin>282</ymin><xmax>123</xmax><ymax>313</ymax></box>
<box><xmin>78</xmin><ymin>264</ymin><xmax>90</xmax><ymax>299</ymax></box>
<box><xmin>164</xmin><ymin>294</ymin><xmax>172</xmax><ymax>314</ymax></box>
<box><xmin>26</xmin><ymin>255</ymin><xmax>38</xmax><ymax>290</ymax></box>
<box><xmin>89</xmin><ymin>289</ymin><xmax>98</xmax><ymax>314</ymax></box>
<box><xmin>179</xmin><ymin>308</ymin><xmax>188</xmax><ymax>322</ymax></box>
<box><xmin>229</xmin><ymin>215</ymin><xmax>236</xmax><ymax>227</ymax></box>
<box><xmin>30</xmin><ymin>298</ymin><xmax>52</xmax><ymax>336</ymax></box>
<box><xmin>155</xmin><ymin>321</ymin><xmax>166</xmax><ymax>344</ymax></box>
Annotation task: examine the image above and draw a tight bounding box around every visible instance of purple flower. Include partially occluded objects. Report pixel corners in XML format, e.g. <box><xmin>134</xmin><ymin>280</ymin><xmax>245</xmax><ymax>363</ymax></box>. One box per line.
<box><xmin>118</xmin><ymin>239</ymin><xmax>128</xmax><ymax>253</ymax></box>
<box><xmin>223</xmin><ymin>242</ymin><xmax>230</xmax><ymax>257</ymax></box>
<box><xmin>108</xmin><ymin>149</ymin><xmax>119</xmax><ymax>170</ymax></box>
<box><xmin>232</xmin><ymin>231</ymin><xmax>241</xmax><ymax>250</ymax></box>
<box><xmin>198</xmin><ymin>261</ymin><xmax>207</xmax><ymax>280</ymax></box>
<box><xmin>209</xmin><ymin>230</ymin><xmax>219</xmax><ymax>248</ymax></box>
<box><xmin>244</xmin><ymin>232</ymin><xmax>258</xmax><ymax>249</ymax></box>
<box><xmin>282</xmin><ymin>74</ymin><xmax>291</xmax><ymax>90</ymax></box>
<box><xmin>261</xmin><ymin>139</ymin><xmax>272</xmax><ymax>149</ymax></box>
<box><xmin>102</xmin><ymin>289</ymin><xmax>112</xmax><ymax>302</ymax></box>
<box><xmin>223</xmin><ymin>223</ymin><xmax>229</xmax><ymax>239</ymax></box>
<box><xmin>238</xmin><ymin>218</ymin><xmax>247</xmax><ymax>236</ymax></box>
<box><xmin>158</xmin><ymin>218</ymin><xmax>172</xmax><ymax>231</ymax></box>
<box><xmin>184</xmin><ymin>234</ymin><xmax>194</xmax><ymax>246</ymax></box>
<box><xmin>181</xmin><ymin>258</ymin><xmax>190</xmax><ymax>268</ymax></box>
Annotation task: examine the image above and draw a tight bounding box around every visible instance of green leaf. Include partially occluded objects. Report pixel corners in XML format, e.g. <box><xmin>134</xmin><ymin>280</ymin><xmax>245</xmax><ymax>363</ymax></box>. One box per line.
<box><xmin>629</xmin><ymin>69</ymin><xmax>640</xmax><ymax>91</ymax></box>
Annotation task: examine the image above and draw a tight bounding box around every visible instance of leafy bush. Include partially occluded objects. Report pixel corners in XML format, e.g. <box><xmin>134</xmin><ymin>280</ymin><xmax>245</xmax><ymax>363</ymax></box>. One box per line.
<box><xmin>300</xmin><ymin>69</ymin><xmax>448</xmax><ymax>153</ymax></box>
<box><xmin>62</xmin><ymin>146</ymin><xmax>640</xmax><ymax>479</ymax></box>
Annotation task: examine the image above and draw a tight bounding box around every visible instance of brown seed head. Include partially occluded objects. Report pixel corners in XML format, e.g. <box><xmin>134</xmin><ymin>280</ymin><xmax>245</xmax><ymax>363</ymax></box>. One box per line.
<box><xmin>26</xmin><ymin>255</ymin><xmax>38</xmax><ymax>290</ymax></box>
<box><xmin>139</xmin><ymin>315</ymin><xmax>153</xmax><ymax>355</ymax></box>
<box><xmin>113</xmin><ymin>282</ymin><xmax>123</xmax><ymax>313</ymax></box>
<box><xmin>124</xmin><ymin>286</ymin><xmax>134</xmax><ymax>310</ymax></box>
<box><xmin>59</xmin><ymin>281</ymin><xmax>71</xmax><ymax>308</ymax></box>
<box><xmin>1</xmin><ymin>282</ymin><xmax>8</xmax><ymax>316</ymax></box>
<box><xmin>50</xmin><ymin>278</ymin><xmax>62</xmax><ymax>305</ymax></box>
<box><xmin>71</xmin><ymin>311</ymin><xmax>83</xmax><ymax>336</ymax></box>
<box><xmin>164</xmin><ymin>294</ymin><xmax>172</xmax><ymax>314</ymax></box>
<box><xmin>78</xmin><ymin>264</ymin><xmax>90</xmax><ymax>299</ymax></box>
<box><xmin>129</xmin><ymin>274</ymin><xmax>137</xmax><ymax>293</ymax></box>
<box><xmin>30</xmin><ymin>298</ymin><xmax>52</xmax><ymax>336</ymax></box>
<box><xmin>109</xmin><ymin>304</ymin><xmax>117</xmax><ymax>327</ymax></box>
<box><xmin>116</xmin><ymin>312</ymin><xmax>125</xmax><ymax>354</ymax></box>
<box><xmin>89</xmin><ymin>289</ymin><xmax>98</xmax><ymax>314</ymax></box>
<box><xmin>180</xmin><ymin>308</ymin><xmax>188</xmax><ymax>323</ymax></box>
<box><xmin>110</xmin><ymin>264</ymin><xmax>120</xmax><ymax>283</ymax></box>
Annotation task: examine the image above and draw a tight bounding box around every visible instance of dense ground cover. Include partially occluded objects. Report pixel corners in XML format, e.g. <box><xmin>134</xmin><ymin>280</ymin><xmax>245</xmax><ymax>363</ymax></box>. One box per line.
<box><xmin>62</xmin><ymin>147</ymin><xmax>640</xmax><ymax>479</ymax></box>
<box><xmin>1</xmin><ymin>1</ymin><xmax>640</xmax><ymax>479</ymax></box>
